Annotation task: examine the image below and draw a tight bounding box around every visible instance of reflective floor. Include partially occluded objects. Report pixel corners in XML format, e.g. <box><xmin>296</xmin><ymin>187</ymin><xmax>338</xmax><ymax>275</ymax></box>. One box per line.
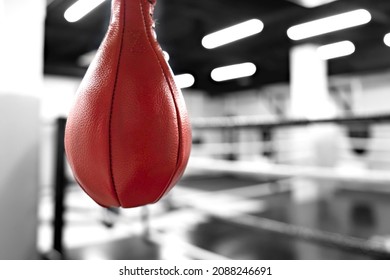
<box><xmin>38</xmin><ymin>173</ymin><xmax>390</xmax><ymax>260</ymax></box>
<box><xmin>178</xmin><ymin>175</ymin><xmax>390</xmax><ymax>260</ymax></box>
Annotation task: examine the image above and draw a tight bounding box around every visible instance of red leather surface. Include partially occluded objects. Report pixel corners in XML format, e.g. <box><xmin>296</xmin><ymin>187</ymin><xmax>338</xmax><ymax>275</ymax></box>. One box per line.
<box><xmin>64</xmin><ymin>0</ymin><xmax>192</xmax><ymax>208</ymax></box>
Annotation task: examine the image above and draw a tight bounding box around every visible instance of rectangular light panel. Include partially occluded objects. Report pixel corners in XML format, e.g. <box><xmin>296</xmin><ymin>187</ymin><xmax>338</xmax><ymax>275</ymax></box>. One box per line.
<box><xmin>64</xmin><ymin>0</ymin><xmax>106</xmax><ymax>23</ymax></box>
<box><xmin>211</xmin><ymin>62</ymin><xmax>257</xmax><ymax>82</ymax></box>
<box><xmin>174</xmin><ymin>74</ymin><xmax>195</xmax><ymax>89</ymax></box>
<box><xmin>287</xmin><ymin>9</ymin><xmax>371</xmax><ymax>40</ymax></box>
<box><xmin>202</xmin><ymin>19</ymin><xmax>264</xmax><ymax>49</ymax></box>
<box><xmin>317</xmin><ymin>40</ymin><xmax>355</xmax><ymax>60</ymax></box>
<box><xmin>384</xmin><ymin>33</ymin><xmax>390</xmax><ymax>47</ymax></box>
<box><xmin>287</xmin><ymin>0</ymin><xmax>339</xmax><ymax>8</ymax></box>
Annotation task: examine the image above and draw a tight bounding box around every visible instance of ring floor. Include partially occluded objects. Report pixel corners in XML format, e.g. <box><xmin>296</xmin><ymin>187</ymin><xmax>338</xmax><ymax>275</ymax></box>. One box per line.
<box><xmin>37</xmin><ymin>173</ymin><xmax>390</xmax><ymax>260</ymax></box>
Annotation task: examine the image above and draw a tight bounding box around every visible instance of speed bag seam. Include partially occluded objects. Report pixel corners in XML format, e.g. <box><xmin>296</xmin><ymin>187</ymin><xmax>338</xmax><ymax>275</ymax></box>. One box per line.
<box><xmin>108</xmin><ymin>0</ymin><xmax>126</xmax><ymax>206</ymax></box>
<box><xmin>139</xmin><ymin>0</ymin><xmax>183</xmax><ymax>203</ymax></box>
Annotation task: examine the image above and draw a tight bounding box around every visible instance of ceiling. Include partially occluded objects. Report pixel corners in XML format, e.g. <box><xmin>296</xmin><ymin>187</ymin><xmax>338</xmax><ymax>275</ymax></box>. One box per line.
<box><xmin>44</xmin><ymin>0</ymin><xmax>390</xmax><ymax>94</ymax></box>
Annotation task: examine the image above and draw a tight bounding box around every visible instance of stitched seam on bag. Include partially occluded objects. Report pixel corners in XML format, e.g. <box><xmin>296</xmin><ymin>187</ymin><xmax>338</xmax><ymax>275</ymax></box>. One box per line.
<box><xmin>140</xmin><ymin>0</ymin><xmax>183</xmax><ymax>203</ymax></box>
<box><xmin>108</xmin><ymin>0</ymin><xmax>126</xmax><ymax>205</ymax></box>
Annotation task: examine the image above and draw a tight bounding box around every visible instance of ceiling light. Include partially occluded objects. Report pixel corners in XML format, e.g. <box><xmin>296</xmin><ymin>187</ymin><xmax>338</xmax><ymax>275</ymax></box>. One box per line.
<box><xmin>64</xmin><ymin>0</ymin><xmax>106</xmax><ymax>23</ymax></box>
<box><xmin>77</xmin><ymin>50</ymin><xmax>97</xmax><ymax>66</ymax></box>
<box><xmin>384</xmin><ymin>33</ymin><xmax>390</xmax><ymax>47</ymax></box>
<box><xmin>162</xmin><ymin>51</ymin><xmax>170</xmax><ymax>61</ymax></box>
<box><xmin>174</xmin><ymin>74</ymin><xmax>195</xmax><ymax>89</ymax></box>
<box><xmin>211</xmin><ymin>62</ymin><xmax>257</xmax><ymax>82</ymax></box>
<box><xmin>287</xmin><ymin>9</ymin><xmax>371</xmax><ymax>40</ymax></box>
<box><xmin>317</xmin><ymin>40</ymin><xmax>355</xmax><ymax>60</ymax></box>
<box><xmin>202</xmin><ymin>19</ymin><xmax>264</xmax><ymax>49</ymax></box>
<box><xmin>287</xmin><ymin>0</ymin><xmax>339</xmax><ymax>8</ymax></box>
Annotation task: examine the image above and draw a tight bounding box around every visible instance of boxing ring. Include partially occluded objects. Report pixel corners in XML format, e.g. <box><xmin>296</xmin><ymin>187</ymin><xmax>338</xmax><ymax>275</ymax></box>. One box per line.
<box><xmin>169</xmin><ymin>113</ymin><xmax>390</xmax><ymax>259</ymax></box>
<box><xmin>45</xmin><ymin>113</ymin><xmax>390</xmax><ymax>259</ymax></box>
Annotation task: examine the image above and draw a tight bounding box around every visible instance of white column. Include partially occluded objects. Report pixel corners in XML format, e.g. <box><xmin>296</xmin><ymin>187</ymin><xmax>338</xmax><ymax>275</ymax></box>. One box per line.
<box><xmin>290</xmin><ymin>44</ymin><xmax>337</xmax><ymax>119</ymax></box>
<box><xmin>289</xmin><ymin>44</ymin><xmax>341</xmax><ymax>259</ymax></box>
<box><xmin>0</xmin><ymin>0</ymin><xmax>45</xmax><ymax>259</ymax></box>
<box><xmin>289</xmin><ymin>44</ymin><xmax>339</xmax><ymax>200</ymax></box>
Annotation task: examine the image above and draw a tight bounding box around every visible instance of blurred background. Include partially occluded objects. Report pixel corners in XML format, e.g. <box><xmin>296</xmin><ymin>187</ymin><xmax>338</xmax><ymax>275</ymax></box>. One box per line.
<box><xmin>2</xmin><ymin>0</ymin><xmax>390</xmax><ymax>260</ymax></box>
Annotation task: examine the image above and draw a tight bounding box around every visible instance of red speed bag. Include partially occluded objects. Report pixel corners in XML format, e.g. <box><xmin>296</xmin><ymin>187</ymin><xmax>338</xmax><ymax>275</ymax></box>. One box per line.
<box><xmin>64</xmin><ymin>0</ymin><xmax>192</xmax><ymax>208</ymax></box>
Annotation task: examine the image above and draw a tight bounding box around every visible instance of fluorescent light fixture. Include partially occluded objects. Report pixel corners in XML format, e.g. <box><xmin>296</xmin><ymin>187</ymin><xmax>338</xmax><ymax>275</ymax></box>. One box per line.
<box><xmin>162</xmin><ymin>51</ymin><xmax>170</xmax><ymax>61</ymax></box>
<box><xmin>174</xmin><ymin>74</ymin><xmax>195</xmax><ymax>89</ymax></box>
<box><xmin>287</xmin><ymin>0</ymin><xmax>338</xmax><ymax>8</ymax></box>
<box><xmin>64</xmin><ymin>0</ymin><xmax>106</xmax><ymax>23</ymax></box>
<box><xmin>287</xmin><ymin>9</ymin><xmax>371</xmax><ymax>40</ymax></box>
<box><xmin>384</xmin><ymin>33</ymin><xmax>390</xmax><ymax>47</ymax></box>
<box><xmin>317</xmin><ymin>40</ymin><xmax>355</xmax><ymax>60</ymax></box>
<box><xmin>211</xmin><ymin>62</ymin><xmax>257</xmax><ymax>82</ymax></box>
<box><xmin>77</xmin><ymin>50</ymin><xmax>97</xmax><ymax>66</ymax></box>
<box><xmin>202</xmin><ymin>19</ymin><xmax>264</xmax><ymax>49</ymax></box>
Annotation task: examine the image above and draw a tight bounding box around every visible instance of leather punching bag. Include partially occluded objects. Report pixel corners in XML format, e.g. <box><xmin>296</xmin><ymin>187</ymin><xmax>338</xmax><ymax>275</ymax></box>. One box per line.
<box><xmin>64</xmin><ymin>0</ymin><xmax>192</xmax><ymax>208</ymax></box>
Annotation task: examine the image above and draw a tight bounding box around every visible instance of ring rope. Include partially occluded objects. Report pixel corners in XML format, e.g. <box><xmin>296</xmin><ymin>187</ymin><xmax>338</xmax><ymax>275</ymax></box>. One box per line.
<box><xmin>187</xmin><ymin>157</ymin><xmax>390</xmax><ymax>186</ymax></box>
<box><xmin>191</xmin><ymin>113</ymin><xmax>390</xmax><ymax>129</ymax></box>
<box><xmin>211</xmin><ymin>212</ymin><xmax>390</xmax><ymax>259</ymax></box>
<box><xmin>171</xmin><ymin>198</ymin><xmax>390</xmax><ymax>259</ymax></box>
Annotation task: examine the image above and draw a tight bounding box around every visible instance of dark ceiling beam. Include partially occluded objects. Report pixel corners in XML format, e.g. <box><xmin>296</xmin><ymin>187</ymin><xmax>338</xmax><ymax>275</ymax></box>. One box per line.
<box><xmin>343</xmin><ymin>0</ymin><xmax>390</xmax><ymax>25</ymax></box>
<box><xmin>44</xmin><ymin>0</ymin><xmax>390</xmax><ymax>94</ymax></box>
<box><xmin>47</xmin><ymin>0</ymin><xmax>73</xmax><ymax>11</ymax></box>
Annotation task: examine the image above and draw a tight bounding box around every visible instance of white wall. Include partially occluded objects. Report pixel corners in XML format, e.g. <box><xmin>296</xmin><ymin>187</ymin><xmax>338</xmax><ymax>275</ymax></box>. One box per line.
<box><xmin>0</xmin><ymin>0</ymin><xmax>45</xmax><ymax>259</ymax></box>
<box><xmin>188</xmin><ymin>68</ymin><xmax>390</xmax><ymax>167</ymax></box>
<box><xmin>336</xmin><ymin>70</ymin><xmax>390</xmax><ymax>170</ymax></box>
<box><xmin>352</xmin><ymin>70</ymin><xmax>390</xmax><ymax>115</ymax></box>
<box><xmin>0</xmin><ymin>96</ymin><xmax>40</xmax><ymax>259</ymax></box>
<box><xmin>41</xmin><ymin>76</ymin><xmax>81</xmax><ymax>121</ymax></box>
<box><xmin>40</xmin><ymin>75</ymin><xmax>81</xmax><ymax>191</ymax></box>
<box><xmin>186</xmin><ymin>85</ymin><xmax>289</xmax><ymax>160</ymax></box>
<box><xmin>0</xmin><ymin>0</ymin><xmax>45</xmax><ymax>96</ymax></box>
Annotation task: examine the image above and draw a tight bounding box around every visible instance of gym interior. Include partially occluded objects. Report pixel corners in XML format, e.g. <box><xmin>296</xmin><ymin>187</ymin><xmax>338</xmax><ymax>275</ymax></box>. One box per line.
<box><xmin>2</xmin><ymin>0</ymin><xmax>390</xmax><ymax>260</ymax></box>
